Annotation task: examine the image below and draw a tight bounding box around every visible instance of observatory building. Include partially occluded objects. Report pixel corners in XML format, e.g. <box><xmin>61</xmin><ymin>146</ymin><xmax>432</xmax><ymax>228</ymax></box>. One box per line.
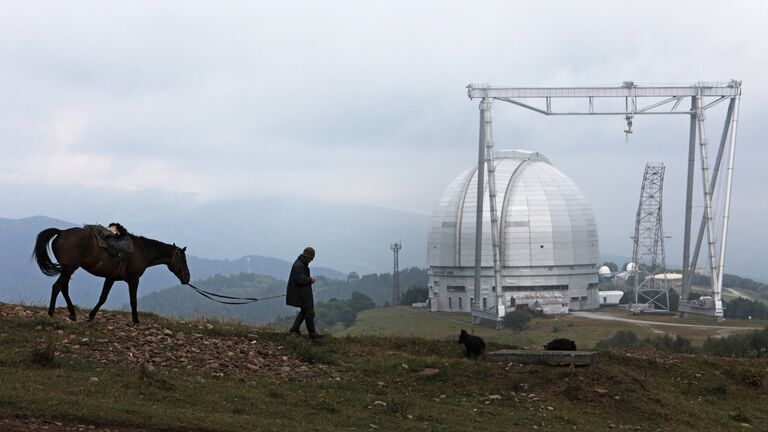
<box><xmin>427</xmin><ymin>150</ymin><xmax>600</xmax><ymax>315</ymax></box>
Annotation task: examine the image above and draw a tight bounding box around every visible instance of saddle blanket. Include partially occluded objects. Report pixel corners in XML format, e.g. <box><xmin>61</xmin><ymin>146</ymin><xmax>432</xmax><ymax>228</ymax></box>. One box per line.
<box><xmin>84</xmin><ymin>224</ymin><xmax>134</xmax><ymax>256</ymax></box>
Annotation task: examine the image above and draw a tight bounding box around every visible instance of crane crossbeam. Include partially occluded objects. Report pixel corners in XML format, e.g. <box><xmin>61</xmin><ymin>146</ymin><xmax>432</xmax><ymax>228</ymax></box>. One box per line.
<box><xmin>468</xmin><ymin>83</ymin><xmax>740</xmax><ymax>99</ymax></box>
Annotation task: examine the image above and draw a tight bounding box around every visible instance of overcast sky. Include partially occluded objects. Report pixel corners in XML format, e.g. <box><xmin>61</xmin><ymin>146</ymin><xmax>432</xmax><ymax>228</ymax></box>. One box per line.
<box><xmin>1</xmin><ymin>1</ymin><xmax>766</xmax><ymax>278</ymax></box>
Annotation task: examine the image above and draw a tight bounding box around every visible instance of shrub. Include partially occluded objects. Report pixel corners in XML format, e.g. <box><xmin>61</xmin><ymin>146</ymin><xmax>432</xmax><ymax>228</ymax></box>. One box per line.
<box><xmin>349</xmin><ymin>291</ymin><xmax>376</xmax><ymax>313</ymax></box>
<box><xmin>138</xmin><ymin>366</ymin><xmax>174</xmax><ymax>391</ymax></box>
<box><xmin>647</xmin><ymin>334</ymin><xmax>694</xmax><ymax>354</ymax></box>
<box><xmin>724</xmin><ymin>298</ymin><xmax>768</xmax><ymax>320</ymax></box>
<box><xmin>314</xmin><ymin>291</ymin><xmax>376</xmax><ymax>329</ymax></box>
<box><xmin>595</xmin><ymin>330</ymin><xmax>640</xmax><ymax>351</ymax></box>
<box><xmin>702</xmin><ymin>327</ymin><xmax>768</xmax><ymax>358</ymax></box>
<box><xmin>30</xmin><ymin>341</ymin><xmax>58</xmax><ymax>368</ymax></box>
<box><xmin>282</xmin><ymin>336</ymin><xmax>336</xmax><ymax>364</ymax></box>
<box><xmin>400</xmin><ymin>286</ymin><xmax>428</xmax><ymax>305</ymax></box>
<box><xmin>503</xmin><ymin>309</ymin><xmax>532</xmax><ymax>331</ymax></box>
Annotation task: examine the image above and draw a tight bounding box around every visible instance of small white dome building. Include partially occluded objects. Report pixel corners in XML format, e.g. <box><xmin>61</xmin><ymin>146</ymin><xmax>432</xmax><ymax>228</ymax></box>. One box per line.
<box><xmin>599</xmin><ymin>266</ymin><xmax>613</xmax><ymax>276</ymax></box>
<box><xmin>427</xmin><ymin>150</ymin><xmax>600</xmax><ymax>315</ymax></box>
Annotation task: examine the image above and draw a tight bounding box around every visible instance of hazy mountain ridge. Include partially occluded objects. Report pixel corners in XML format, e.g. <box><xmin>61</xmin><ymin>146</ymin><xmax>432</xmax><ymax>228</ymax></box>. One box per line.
<box><xmin>129</xmin><ymin>197</ymin><xmax>429</xmax><ymax>274</ymax></box>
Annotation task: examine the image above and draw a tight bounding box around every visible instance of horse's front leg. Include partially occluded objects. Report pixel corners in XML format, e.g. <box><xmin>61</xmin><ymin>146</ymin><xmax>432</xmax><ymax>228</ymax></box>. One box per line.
<box><xmin>88</xmin><ymin>279</ymin><xmax>115</xmax><ymax>322</ymax></box>
<box><xmin>128</xmin><ymin>278</ymin><xmax>140</xmax><ymax>324</ymax></box>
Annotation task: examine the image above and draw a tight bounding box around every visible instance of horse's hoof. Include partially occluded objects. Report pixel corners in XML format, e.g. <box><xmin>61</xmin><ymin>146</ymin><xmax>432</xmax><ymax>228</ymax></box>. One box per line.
<box><xmin>48</xmin><ymin>311</ymin><xmax>54</xmax><ymax>317</ymax></box>
<box><xmin>69</xmin><ymin>314</ymin><xmax>77</xmax><ymax>321</ymax></box>
<box><xmin>87</xmin><ymin>316</ymin><xmax>95</xmax><ymax>322</ymax></box>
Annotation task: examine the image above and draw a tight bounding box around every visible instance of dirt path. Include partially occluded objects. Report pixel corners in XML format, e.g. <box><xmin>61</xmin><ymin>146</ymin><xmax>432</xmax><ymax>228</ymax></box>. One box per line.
<box><xmin>725</xmin><ymin>287</ymin><xmax>753</xmax><ymax>300</ymax></box>
<box><xmin>572</xmin><ymin>311</ymin><xmax>761</xmax><ymax>331</ymax></box>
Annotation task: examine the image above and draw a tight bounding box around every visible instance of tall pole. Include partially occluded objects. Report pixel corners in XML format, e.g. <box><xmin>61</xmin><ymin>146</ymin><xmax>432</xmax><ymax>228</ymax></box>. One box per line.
<box><xmin>681</xmin><ymin>97</ymin><xmax>697</xmax><ymax>305</ymax></box>
<box><xmin>689</xmin><ymin>99</ymin><xmax>735</xmax><ymax>285</ymax></box>
<box><xmin>695</xmin><ymin>92</ymin><xmax>720</xmax><ymax>299</ymax></box>
<box><xmin>391</xmin><ymin>242</ymin><xmax>401</xmax><ymax>305</ymax></box>
<box><xmin>483</xmin><ymin>101</ymin><xmax>503</xmax><ymax>321</ymax></box>
<box><xmin>473</xmin><ymin>98</ymin><xmax>489</xmax><ymax>322</ymax></box>
<box><xmin>716</xmin><ymin>83</ymin><xmax>742</xmax><ymax>317</ymax></box>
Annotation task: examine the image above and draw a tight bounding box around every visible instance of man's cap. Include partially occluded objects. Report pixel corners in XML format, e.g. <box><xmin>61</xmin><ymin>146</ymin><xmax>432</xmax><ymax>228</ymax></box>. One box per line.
<box><xmin>302</xmin><ymin>247</ymin><xmax>316</xmax><ymax>259</ymax></box>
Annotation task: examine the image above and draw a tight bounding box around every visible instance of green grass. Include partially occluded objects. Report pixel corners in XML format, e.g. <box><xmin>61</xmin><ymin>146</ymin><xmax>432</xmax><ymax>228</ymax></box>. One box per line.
<box><xmin>3</xmin><ymin>305</ymin><xmax>768</xmax><ymax>431</ymax></box>
<box><xmin>337</xmin><ymin>306</ymin><xmax>768</xmax><ymax>348</ymax></box>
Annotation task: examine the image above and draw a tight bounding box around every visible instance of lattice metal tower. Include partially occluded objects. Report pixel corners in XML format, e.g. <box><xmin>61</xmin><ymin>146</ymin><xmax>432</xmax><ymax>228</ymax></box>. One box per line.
<box><xmin>631</xmin><ymin>162</ymin><xmax>669</xmax><ymax>312</ymax></box>
<box><xmin>391</xmin><ymin>242</ymin><xmax>402</xmax><ymax>305</ymax></box>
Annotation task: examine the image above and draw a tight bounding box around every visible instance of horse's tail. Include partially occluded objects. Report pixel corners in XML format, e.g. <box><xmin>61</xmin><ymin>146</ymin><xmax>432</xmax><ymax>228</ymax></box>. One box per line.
<box><xmin>33</xmin><ymin>228</ymin><xmax>62</xmax><ymax>277</ymax></box>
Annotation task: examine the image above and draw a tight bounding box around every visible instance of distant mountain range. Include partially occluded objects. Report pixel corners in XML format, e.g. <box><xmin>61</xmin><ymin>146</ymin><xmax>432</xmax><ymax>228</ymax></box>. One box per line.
<box><xmin>126</xmin><ymin>197</ymin><xmax>429</xmax><ymax>274</ymax></box>
<box><xmin>0</xmin><ymin>216</ymin><xmax>345</xmax><ymax>309</ymax></box>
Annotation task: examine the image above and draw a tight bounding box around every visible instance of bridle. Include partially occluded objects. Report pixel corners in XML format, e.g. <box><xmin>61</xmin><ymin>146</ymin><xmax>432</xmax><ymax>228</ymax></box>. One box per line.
<box><xmin>169</xmin><ymin>247</ymin><xmax>190</xmax><ymax>282</ymax></box>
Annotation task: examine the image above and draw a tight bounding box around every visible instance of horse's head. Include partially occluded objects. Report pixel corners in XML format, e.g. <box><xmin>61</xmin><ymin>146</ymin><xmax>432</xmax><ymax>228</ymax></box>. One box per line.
<box><xmin>169</xmin><ymin>244</ymin><xmax>191</xmax><ymax>284</ymax></box>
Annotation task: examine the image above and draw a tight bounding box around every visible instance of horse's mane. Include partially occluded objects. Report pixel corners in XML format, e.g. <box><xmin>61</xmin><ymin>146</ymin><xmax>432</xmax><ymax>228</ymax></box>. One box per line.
<box><xmin>130</xmin><ymin>235</ymin><xmax>175</xmax><ymax>251</ymax></box>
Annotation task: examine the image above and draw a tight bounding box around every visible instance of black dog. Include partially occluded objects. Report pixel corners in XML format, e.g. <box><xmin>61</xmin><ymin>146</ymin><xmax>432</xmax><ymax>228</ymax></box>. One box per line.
<box><xmin>544</xmin><ymin>338</ymin><xmax>577</xmax><ymax>351</ymax></box>
<box><xmin>458</xmin><ymin>329</ymin><xmax>486</xmax><ymax>358</ymax></box>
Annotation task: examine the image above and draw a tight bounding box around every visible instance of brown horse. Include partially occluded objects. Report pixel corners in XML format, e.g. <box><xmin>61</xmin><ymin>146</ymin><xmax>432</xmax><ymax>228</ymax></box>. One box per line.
<box><xmin>33</xmin><ymin>227</ymin><xmax>191</xmax><ymax>324</ymax></box>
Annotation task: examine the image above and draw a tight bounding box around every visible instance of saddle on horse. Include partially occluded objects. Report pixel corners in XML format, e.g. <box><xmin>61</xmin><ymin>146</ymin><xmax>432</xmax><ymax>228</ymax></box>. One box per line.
<box><xmin>85</xmin><ymin>223</ymin><xmax>134</xmax><ymax>257</ymax></box>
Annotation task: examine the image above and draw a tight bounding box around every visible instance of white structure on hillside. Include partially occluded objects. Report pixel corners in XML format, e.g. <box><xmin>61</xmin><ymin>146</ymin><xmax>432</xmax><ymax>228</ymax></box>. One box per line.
<box><xmin>427</xmin><ymin>149</ymin><xmax>600</xmax><ymax>316</ymax></box>
<box><xmin>599</xmin><ymin>290</ymin><xmax>625</xmax><ymax>306</ymax></box>
<box><xmin>645</xmin><ymin>272</ymin><xmax>683</xmax><ymax>289</ymax></box>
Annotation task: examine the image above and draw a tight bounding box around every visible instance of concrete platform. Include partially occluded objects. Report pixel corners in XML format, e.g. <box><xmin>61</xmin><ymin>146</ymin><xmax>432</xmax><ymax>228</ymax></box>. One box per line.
<box><xmin>487</xmin><ymin>350</ymin><xmax>599</xmax><ymax>366</ymax></box>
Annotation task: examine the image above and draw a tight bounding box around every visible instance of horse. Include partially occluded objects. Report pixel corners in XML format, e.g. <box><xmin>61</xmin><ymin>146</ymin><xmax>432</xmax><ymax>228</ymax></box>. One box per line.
<box><xmin>33</xmin><ymin>226</ymin><xmax>190</xmax><ymax>324</ymax></box>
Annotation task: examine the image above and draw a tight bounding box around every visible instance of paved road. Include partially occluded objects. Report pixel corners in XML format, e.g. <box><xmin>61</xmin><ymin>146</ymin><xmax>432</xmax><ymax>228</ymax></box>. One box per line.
<box><xmin>572</xmin><ymin>311</ymin><xmax>761</xmax><ymax>331</ymax></box>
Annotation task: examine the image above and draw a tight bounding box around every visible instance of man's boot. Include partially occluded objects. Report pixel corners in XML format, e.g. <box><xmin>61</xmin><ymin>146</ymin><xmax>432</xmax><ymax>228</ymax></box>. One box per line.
<box><xmin>306</xmin><ymin>313</ymin><xmax>323</xmax><ymax>339</ymax></box>
<box><xmin>289</xmin><ymin>311</ymin><xmax>304</xmax><ymax>336</ymax></box>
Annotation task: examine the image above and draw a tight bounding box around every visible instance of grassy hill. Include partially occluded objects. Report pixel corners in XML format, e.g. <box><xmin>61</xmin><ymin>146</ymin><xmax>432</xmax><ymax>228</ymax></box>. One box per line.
<box><xmin>2</xmin><ymin>302</ymin><xmax>768</xmax><ymax>431</ymax></box>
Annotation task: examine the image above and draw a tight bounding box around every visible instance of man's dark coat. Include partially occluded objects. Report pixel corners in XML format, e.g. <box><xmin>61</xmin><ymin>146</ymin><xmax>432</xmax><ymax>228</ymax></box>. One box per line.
<box><xmin>286</xmin><ymin>256</ymin><xmax>313</xmax><ymax>308</ymax></box>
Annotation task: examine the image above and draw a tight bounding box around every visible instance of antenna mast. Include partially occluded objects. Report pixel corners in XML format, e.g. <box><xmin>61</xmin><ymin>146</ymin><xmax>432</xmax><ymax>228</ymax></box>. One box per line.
<box><xmin>391</xmin><ymin>242</ymin><xmax>402</xmax><ymax>305</ymax></box>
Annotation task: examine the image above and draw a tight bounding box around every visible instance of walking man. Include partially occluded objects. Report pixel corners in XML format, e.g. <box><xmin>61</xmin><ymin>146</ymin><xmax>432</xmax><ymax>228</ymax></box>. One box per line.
<box><xmin>286</xmin><ymin>247</ymin><xmax>322</xmax><ymax>338</ymax></box>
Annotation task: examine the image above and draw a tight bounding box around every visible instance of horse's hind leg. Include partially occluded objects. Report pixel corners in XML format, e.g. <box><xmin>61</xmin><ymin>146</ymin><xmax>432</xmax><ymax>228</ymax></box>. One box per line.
<box><xmin>57</xmin><ymin>270</ymin><xmax>77</xmax><ymax>321</ymax></box>
<box><xmin>48</xmin><ymin>278</ymin><xmax>63</xmax><ymax>317</ymax></box>
<box><xmin>88</xmin><ymin>279</ymin><xmax>115</xmax><ymax>322</ymax></box>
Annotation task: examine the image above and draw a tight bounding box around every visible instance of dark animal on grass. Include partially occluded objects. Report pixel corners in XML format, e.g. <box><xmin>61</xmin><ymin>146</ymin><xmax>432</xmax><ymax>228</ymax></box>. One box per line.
<box><xmin>33</xmin><ymin>226</ymin><xmax>190</xmax><ymax>324</ymax></box>
<box><xmin>544</xmin><ymin>338</ymin><xmax>577</xmax><ymax>351</ymax></box>
<box><xmin>458</xmin><ymin>329</ymin><xmax>486</xmax><ymax>358</ymax></box>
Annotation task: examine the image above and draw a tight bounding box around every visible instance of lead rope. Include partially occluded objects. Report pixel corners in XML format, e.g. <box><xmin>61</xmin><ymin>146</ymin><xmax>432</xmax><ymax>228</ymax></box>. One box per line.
<box><xmin>184</xmin><ymin>282</ymin><xmax>286</xmax><ymax>305</ymax></box>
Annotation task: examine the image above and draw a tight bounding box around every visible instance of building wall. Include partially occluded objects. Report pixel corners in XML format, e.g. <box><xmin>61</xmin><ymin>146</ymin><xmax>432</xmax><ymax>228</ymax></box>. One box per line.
<box><xmin>428</xmin><ymin>264</ymin><xmax>599</xmax><ymax>313</ymax></box>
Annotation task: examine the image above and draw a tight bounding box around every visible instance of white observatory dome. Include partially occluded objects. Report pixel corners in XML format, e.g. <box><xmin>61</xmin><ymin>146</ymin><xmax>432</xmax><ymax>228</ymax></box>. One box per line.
<box><xmin>626</xmin><ymin>262</ymin><xmax>638</xmax><ymax>273</ymax></box>
<box><xmin>599</xmin><ymin>266</ymin><xmax>612</xmax><ymax>276</ymax></box>
<box><xmin>427</xmin><ymin>149</ymin><xmax>601</xmax><ymax>313</ymax></box>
